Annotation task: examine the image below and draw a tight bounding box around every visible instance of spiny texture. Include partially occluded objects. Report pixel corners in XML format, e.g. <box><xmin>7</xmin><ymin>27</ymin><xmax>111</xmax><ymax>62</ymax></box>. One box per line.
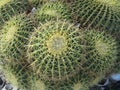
<box><xmin>83</xmin><ymin>30</ymin><xmax>118</xmax><ymax>74</ymax></box>
<box><xmin>28</xmin><ymin>0</ymin><xmax>49</xmax><ymax>7</ymax></box>
<box><xmin>69</xmin><ymin>0</ymin><xmax>120</xmax><ymax>33</ymax></box>
<box><xmin>0</xmin><ymin>62</ymin><xmax>27</xmax><ymax>90</ymax></box>
<box><xmin>49</xmin><ymin>72</ymin><xmax>89</xmax><ymax>90</ymax></box>
<box><xmin>35</xmin><ymin>1</ymin><xmax>71</xmax><ymax>23</ymax></box>
<box><xmin>0</xmin><ymin>14</ymin><xmax>34</xmax><ymax>61</ymax></box>
<box><xmin>27</xmin><ymin>20</ymin><xmax>85</xmax><ymax>82</ymax></box>
<box><xmin>28</xmin><ymin>74</ymin><xmax>49</xmax><ymax>90</ymax></box>
<box><xmin>0</xmin><ymin>0</ymin><xmax>29</xmax><ymax>24</ymax></box>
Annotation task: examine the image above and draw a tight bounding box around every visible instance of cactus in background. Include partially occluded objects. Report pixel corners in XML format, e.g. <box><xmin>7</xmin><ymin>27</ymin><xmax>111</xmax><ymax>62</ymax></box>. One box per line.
<box><xmin>69</xmin><ymin>0</ymin><xmax>120</xmax><ymax>33</ymax></box>
<box><xmin>0</xmin><ymin>61</ymin><xmax>27</xmax><ymax>90</ymax></box>
<box><xmin>34</xmin><ymin>1</ymin><xmax>71</xmax><ymax>23</ymax></box>
<box><xmin>83</xmin><ymin>30</ymin><xmax>118</xmax><ymax>74</ymax></box>
<box><xmin>0</xmin><ymin>0</ymin><xmax>29</xmax><ymax>24</ymax></box>
<box><xmin>27</xmin><ymin>20</ymin><xmax>85</xmax><ymax>82</ymax></box>
<box><xmin>0</xmin><ymin>14</ymin><xmax>34</xmax><ymax>61</ymax></box>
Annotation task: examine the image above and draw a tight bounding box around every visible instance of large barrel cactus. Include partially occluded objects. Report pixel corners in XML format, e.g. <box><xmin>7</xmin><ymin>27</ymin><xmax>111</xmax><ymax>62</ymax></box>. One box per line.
<box><xmin>27</xmin><ymin>20</ymin><xmax>85</xmax><ymax>82</ymax></box>
<box><xmin>69</xmin><ymin>0</ymin><xmax>120</xmax><ymax>33</ymax></box>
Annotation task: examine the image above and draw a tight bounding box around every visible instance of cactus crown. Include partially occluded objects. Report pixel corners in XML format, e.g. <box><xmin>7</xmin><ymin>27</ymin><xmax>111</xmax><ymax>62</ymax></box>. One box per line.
<box><xmin>35</xmin><ymin>2</ymin><xmax>71</xmax><ymax>22</ymax></box>
<box><xmin>72</xmin><ymin>82</ymin><xmax>83</xmax><ymax>90</ymax></box>
<box><xmin>27</xmin><ymin>20</ymin><xmax>85</xmax><ymax>81</ymax></box>
<box><xmin>1</xmin><ymin>17</ymin><xmax>19</xmax><ymax>43</ymax></box>
<box><xmin>95</xmin><ymin>40</ymin><xmax>109</xmax><ymax>56</ymax></box>
<box><xmin>47</xmin><ymin>33</ymin><xmax>67</xmax><ymax>56</ymax></box>
<box><xmin>0</xmin><ymin>0</ymin><xmax>11</xmax><ymax>8</ymax></box>
<box><xmin>96</xmin><ymin>0</ymin><xmax>118</xmax><ymax>6</ymax></box>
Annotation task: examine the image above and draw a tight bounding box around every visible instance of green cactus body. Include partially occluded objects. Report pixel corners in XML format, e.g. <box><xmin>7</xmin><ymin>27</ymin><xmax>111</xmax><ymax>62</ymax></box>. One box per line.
<box><xmin>28</xmin><ymin>0</ymin><xmax>49</xmax><ymax>7</ymax></box>
<box><xmin>0</xmin><ymin>0</ymin><xmax>29</xmax><ymax>24</ymax></box>
<box><xmin>27</xmin><ymin>20</ymin><xmax>85</xmax><ymax>81</ymax></box>
<box><xmin>35</xmin><ymin>2</ymin><xmax>71</xmax><ymax>23</ymax></box>
<box><xmin>69</xmin><ymin>0</ymin><xmax>120</xmax><ymax>32</ymax></box>
<box><xmin>0</xmin><ymin>63</ymin><xmax>27</xmax><ymax>90</ymax></box>
<box><xmin>55</xmin><ymin>72</ymin><xmax>88</xmax><ymax>90</ymax></box>
<box><xmin>84</xmin><ymin>30</ymin><xmax>118</xmax><ymax>74</ymax></box>
<box><xmin>0</xmin><ymin>14</ymin><xmax>34</xmax><ymax>60</ymax></box>
<box><xmin>28</xmin><ymin>75</ymin><xmax>48</xmax><ymax>90</ymax></box>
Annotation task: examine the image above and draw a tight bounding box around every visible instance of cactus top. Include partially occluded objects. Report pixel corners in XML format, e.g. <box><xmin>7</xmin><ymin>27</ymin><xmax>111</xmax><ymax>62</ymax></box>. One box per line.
<box><xmin>35</xmin><ymin>2</ymin><xmax>71</xmax><ymax>22</ymax></box>
<box><xmin>0</xmin><ymin>0</ymin><xmax>11</xmax><ymax>8</ymax></box>
<box><xmin>27</xmin><ymin>20</ymin><xmax>85</xmax><ymax>81</ymax></box>
<box><xmin>96</xmin><ymin>0</ymin><xmax>118</xmax><ymax>6</ymax></box>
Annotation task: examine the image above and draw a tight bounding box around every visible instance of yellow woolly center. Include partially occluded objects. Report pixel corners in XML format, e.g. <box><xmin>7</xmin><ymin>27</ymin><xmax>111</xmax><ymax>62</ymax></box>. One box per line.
<box><xmin>95</xmin><ymin>41</ymin><xmax>109</xmax><ymax>56</ymax></box>
<box><xmin>47</xmin><ymin>33</ymin><xmax>67</xmax><ymax>55</ymax></box>
<box><xmin>44</xmin><ymin>9</ymin><xmax>59</xmax><ymax>17</ymax></box>
<box><xmin>34</xmin><ymin>80</ymin><xmax>46</xmax><ymax>90</ymax></box>
<box><xmin>72</xmin><ymin>82</ymin><xmax>83</xmax><ymax>90</ymax></box>
<box><xmin>96</xmin><ymin>0</ymin><xmax>117</xmax><ymax>6</ymax></box>
<box><xmin>5</xmin><ymin>25</ymin><xmax>17</xmax><ymax>42</ymax></box>
<box><xmin>0</xmin><ymin>0</ymin><xmax>11</xmax><ymax>8</ymax></box>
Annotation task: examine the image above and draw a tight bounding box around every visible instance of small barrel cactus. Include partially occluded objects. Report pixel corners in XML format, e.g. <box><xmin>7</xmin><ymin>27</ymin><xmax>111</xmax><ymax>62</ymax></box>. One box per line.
<box><xmin>0</xmin><ymin>14</ymin><xmax>34</xmax><ymax>60</ymax></box>
<box><xmin>83</xmin><ymin>30</ymin><xmax>118</xmax><ymax>74</ymax></box>
<box><xmin>34</xmin><ymin>1</ymin><xmax>71</xmax><ymax>23</ymax></box>
<box><xmin>69</xmin><ymin>0</ymin><xmax>120</xmax><ymax>32</ymax></box>
<box><xmin>27</xmin><ymin>20</ymin><xmax>85</xmax><ymax>81</ymax></box>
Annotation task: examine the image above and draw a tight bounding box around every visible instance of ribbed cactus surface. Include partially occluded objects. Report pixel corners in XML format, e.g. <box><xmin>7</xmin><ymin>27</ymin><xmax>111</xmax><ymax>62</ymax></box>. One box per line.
<box><xmin>0</xmin><ymin>0</ymin><xmax>119</xmax><ymax>90</ymax></box>
<box><xmin>69</xmin><ymin>0</ymin><xmax>120</xmax><ymax>32</ymax></box>
<box><xmin>0</xmin><ymin>0</ymin><xmax>29</xmax><ymax>24</ymax></box>
<box><xmin>27</xmin><ymin>20</ymin><xmax>85</xmax><ymax>81</ymax></box>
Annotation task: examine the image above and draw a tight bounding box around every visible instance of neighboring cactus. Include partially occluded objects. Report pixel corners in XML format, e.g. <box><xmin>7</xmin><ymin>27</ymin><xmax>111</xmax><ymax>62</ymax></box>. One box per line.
<box><xmin>34</xmin><ymin>1</ymin><xmax>71</xmax><ymax>23</ymax></box>
<box><xmin>27</xmin><ymin>20</ymin><xmax>85</xmax><ymax>81</ymax></box>
<box><xmin>83</xmin><ymin>30</ymin><xmax>118</xmax><ymax>74</ymax></box>
<box><xmin>0</xmin><ymin>0</ymin><xmax>29</xmax><ymax>24</ymax></box>
<box><xmin>0</xmin><ymin>62</ymin><xmax>27</xmax><ymax>90</ymax></box>
<box><xmin>0</xmin><ymin>14</ymin><xmax>34</xmax><ymax>61</ymax></box>
<box><xmin>69</xmin><ymin>0</ymin><xmax>120</xmax><ymax>32</ymax></box>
